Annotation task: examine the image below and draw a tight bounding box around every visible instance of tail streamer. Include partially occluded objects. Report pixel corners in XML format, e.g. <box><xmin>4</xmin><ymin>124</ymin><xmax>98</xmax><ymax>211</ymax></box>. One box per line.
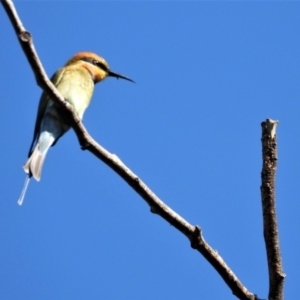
<box><xmin>18</xmin><ymin>175</ymin><xmax>31</xmax><ymax>206</ymax></box>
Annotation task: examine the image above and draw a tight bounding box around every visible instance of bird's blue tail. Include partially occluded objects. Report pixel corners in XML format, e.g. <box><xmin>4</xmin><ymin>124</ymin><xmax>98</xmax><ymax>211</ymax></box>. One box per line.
<box><xmin>18</xmin><ymin>132</ymin><xmax>55</xmax><ymax>205</ymax></box>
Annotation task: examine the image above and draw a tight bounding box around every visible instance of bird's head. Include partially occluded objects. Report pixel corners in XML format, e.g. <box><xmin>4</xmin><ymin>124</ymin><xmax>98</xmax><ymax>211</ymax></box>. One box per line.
<box><xmin>65</xmin><ymin>52</ymin><xmax>134</xmax><ymax>84</ymax></box>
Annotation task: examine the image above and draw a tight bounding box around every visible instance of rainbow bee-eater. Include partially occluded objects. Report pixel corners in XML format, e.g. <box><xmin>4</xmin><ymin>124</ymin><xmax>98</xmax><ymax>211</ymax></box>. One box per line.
<box><xmin>18</xmin><ymin>52</ymin><xmax>134</xmax><ymax>205</ymax></box>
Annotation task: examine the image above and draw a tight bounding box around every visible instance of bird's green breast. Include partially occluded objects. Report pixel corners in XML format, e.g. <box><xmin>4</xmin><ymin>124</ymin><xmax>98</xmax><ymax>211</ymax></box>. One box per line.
<box><xmin>53</xmin><ymin>66</ymin><xmax>95</xmax><ymax>119</ymax></box>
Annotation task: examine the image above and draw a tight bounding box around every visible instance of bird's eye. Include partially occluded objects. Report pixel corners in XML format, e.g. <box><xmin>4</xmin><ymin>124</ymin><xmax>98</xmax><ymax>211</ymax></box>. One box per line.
<box><xmin>95</xmin><ymin>61</ymin><xmax>108</xmax><ymax>72</ymax></box>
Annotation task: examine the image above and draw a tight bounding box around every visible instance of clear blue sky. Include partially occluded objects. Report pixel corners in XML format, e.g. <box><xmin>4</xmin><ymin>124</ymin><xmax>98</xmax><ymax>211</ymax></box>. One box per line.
<box><xmin>1</xmin><ymin>2</ymin><xmax>300</xmax><ymax>299</ymax></box>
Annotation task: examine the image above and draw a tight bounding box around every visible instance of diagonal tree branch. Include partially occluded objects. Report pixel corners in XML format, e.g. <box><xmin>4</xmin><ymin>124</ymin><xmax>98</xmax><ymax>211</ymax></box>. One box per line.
<box><xmin>2</xmin><ymin>0</ymin><xmax>260</xmax><ymax>299</ymax></box>
<box><xmin>261</xmin><ymin>119</ymin><xmax>285</xmax><ymax>300</ymax></box>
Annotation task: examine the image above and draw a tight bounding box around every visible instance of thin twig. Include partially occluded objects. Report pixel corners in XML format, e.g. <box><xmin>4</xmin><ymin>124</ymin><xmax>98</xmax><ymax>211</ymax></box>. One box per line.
<box><xmin>2</xmin><ymin>0</ymin><xmax>258</xmax><ymax>298</ymax></box>
<box><xmin>261</xmin><ymin>119</ymin><xmax>285</xmax><ymax>300</ymax></box>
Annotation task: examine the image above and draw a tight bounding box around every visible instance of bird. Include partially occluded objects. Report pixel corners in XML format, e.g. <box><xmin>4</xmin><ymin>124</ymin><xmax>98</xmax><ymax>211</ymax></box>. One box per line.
<box><xmin>18</xmin><ymin>52</ymin><xmax>134</xmax><ymax>205</ymax></box>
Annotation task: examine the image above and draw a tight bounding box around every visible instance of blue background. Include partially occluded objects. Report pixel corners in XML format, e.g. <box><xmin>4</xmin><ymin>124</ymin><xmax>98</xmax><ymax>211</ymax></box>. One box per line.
<box><xmin>1</xmin><ymin>2</ymin><xmax>300</xmax><ymax>299</ymax></box>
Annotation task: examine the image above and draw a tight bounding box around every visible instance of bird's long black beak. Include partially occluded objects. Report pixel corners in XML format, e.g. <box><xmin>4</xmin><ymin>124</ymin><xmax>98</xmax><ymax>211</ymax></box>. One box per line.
<box><xmin>108</xmin><ymin>70</ymin><xmax>135</xmax><ymax>83</ymax></box>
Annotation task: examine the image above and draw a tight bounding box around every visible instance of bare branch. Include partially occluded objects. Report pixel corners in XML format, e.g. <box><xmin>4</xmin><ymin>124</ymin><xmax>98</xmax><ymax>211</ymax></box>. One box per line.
<box><xmin>2</xmin><ymin>0</ymin><xmax>258</xmax><ymax>298</ymax></box>
<box><xmin>261</xmin><ymin>119</ymin><xmax>285</xmax><ymax>300</ymax></box>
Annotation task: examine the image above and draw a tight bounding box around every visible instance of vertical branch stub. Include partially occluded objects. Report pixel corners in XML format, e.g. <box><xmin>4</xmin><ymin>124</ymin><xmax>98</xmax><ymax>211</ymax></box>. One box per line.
<box><xmin>260</xmin><ymin>119</ymin><xmax>285</xmax><ymax>300</ymax></box>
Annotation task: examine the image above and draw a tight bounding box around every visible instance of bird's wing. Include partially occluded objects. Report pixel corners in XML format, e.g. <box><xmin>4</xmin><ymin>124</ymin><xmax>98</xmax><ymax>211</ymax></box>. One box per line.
<box><xmin>27</xmin><ymin>68</ymin><xmax>66</xmax><ymax>157</ymax></box>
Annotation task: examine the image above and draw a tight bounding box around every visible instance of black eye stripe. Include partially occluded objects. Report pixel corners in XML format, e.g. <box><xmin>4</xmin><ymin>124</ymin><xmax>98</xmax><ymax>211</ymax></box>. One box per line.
<box><xmin>95</xmin><ymin>61</ymin><xmax>108</xmax><ymax>72</ymax></box>
<box><xmin>80</xmin><ymin>57</ymin><xmax>108</xmax><ymax>72</ymax></box>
